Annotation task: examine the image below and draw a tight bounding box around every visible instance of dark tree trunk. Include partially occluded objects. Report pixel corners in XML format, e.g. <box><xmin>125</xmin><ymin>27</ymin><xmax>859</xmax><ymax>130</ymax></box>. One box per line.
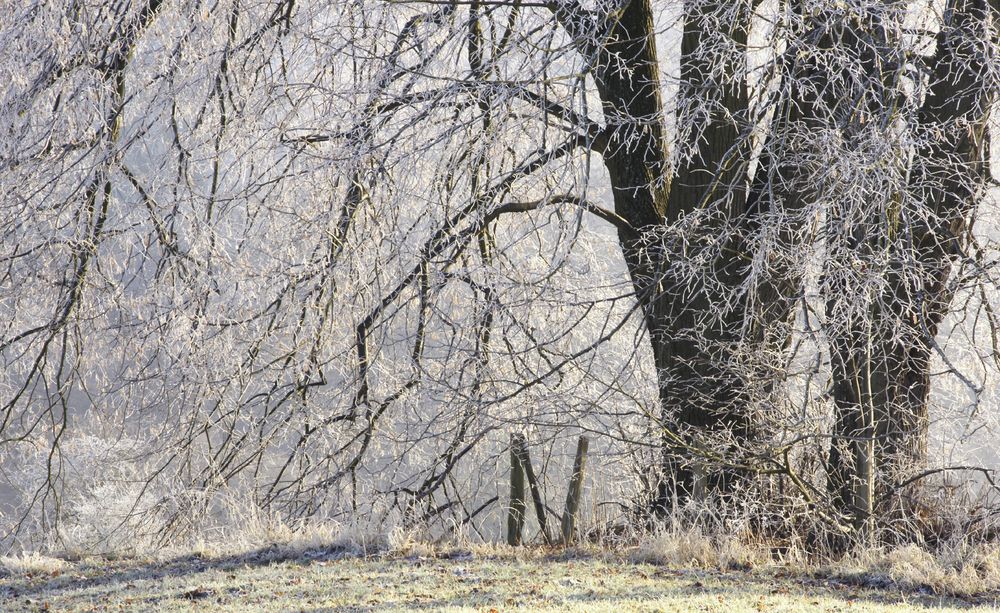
<box><xmin>827</xmin><ymin>0</ymin><xmax>997</xmax><ymax>544</ymax></box>
<box><xmin>593</xmin><ymin>0</ymin><xmax>764</xmax><ymax>511</ymax></box>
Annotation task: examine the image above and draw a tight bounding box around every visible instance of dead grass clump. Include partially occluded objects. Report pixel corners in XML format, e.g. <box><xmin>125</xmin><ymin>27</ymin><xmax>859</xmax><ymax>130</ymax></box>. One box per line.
<box><xmin>831</xmin><ymin>543</ymin><xmax>1000</xmax><ymax>596</ymax></box>
<box><xmin>629</xmin><ymin>526</ymin><xmax>770</xmax><ymax>571</ymax></box>
<box><xmin>385</xmin><ymin>525</ymin><xmax>560</xmax><ymax>562</ymax></box>
<box><xmin>0</xmin><ymin>552</ymin><xmax>70</xmax><ymax>577</ymax></box>
<box><xmin>631</xmin><ymin>529</ymin><xmax>717</xmax><ymax>568</ymax></box>
<box><xmin>387</xmin><ymin>526</ymin><xmax>438</xmax><ymax>558</ymax></box>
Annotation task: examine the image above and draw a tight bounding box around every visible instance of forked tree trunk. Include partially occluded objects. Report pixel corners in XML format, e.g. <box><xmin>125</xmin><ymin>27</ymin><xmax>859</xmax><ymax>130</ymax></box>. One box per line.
<box><xmin>594</xmin><ymin>0</ymin><xmax>759</xmax><ymax>511</ymax></box>
<box><xmin>880</xmin><ymin>0</ymin><xmax>996</xmax><ymax>489</ymax></box>
<box><xmin>594</xmin><ymin>0</ymin><xmax>812</xmax><ymax>512</ymax></box>
<box><xmin>827</xmin><ymin>0</ymin><xmax>997</xmax><ymax>544</ymax></box>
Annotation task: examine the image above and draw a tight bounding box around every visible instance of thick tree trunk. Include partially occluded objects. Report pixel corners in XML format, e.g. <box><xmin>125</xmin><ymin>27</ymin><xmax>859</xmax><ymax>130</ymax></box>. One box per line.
<box><xmin>827</xmin><ymin>0</ymin><xmax>996</xmax><ymax>544</ymax></box>
<box><xmin>655</xmin><ymin>0</ymin><xmax>755</xmax><ymax>506</ymax></box>
<box><xmin>819</xmin><ymin>1</ymin><xmax>907</xmax><ymax>544</ymax></box>
<box><xmin>879</xmin><ymin>0</ymin><xmax>995</xmax><ymax>519</ymax></box>
<box><xmin>594</xmin><ymin>0</ymin><xmax>761</xmax><ymax>512</ymax></box>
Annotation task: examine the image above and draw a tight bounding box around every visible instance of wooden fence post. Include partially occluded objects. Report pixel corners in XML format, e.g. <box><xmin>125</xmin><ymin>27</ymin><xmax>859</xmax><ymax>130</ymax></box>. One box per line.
<box><xmin>506</xmin><ymin>433</ymin><xmax>527</xmax><ymax>546</ymax></box>
<box><xmin>513</xmin><ymin>433</ymin><xmax>552</xmax><ymax>545</ymax></box>
<box><xmin>561</xmin><ymin>435</ymin><xmax>589</xmax><ymax>545</ymax></box>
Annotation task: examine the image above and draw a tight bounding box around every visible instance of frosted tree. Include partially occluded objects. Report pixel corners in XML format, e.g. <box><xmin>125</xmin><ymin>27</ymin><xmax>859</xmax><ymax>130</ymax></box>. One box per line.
<box><xmin>1</xmin><ymin>0</ymin><xmax>997</xmax><ymax>552</ymax></box>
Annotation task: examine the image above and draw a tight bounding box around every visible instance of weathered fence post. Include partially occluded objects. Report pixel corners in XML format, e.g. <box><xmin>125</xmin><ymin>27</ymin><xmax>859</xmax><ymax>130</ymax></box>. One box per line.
<box><xmin>506</xmin><ymin>433</ymin><xmax>527</xmax><ymax>546</ymax></box>
<box><xmin>561</xmin><ymin>435</ymin><xmax>589</xmax><ymax>545</ymax></box>
<box><xmin>513</xmin><ymin>433</ymin><xmax>552</xmax><ymax>545</ymax></box>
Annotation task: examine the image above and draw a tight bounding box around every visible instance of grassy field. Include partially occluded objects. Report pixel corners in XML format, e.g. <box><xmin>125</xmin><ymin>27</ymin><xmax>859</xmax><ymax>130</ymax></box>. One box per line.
<box><xmin>1</xmin><ymin>547</ymin><xmax>997</xmax><ymax>612</ymax></box>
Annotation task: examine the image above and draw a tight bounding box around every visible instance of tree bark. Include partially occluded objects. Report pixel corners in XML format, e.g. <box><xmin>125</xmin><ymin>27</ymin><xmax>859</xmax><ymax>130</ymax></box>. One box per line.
<box><xmin>594</xmin><ymin>0</ymin><xmax>766</xmax><ymax>513</ymax></box>
<box><xmin>827</xmin><ymin>0</ymin><xmax>997</xmax><ymax>544</ymax></box>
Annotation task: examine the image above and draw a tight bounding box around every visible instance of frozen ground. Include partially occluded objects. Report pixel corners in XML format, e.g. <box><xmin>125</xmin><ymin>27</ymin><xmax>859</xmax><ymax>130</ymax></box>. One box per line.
<box><xmin>1</xmin><ymin>547</ymin><xmax>997</xmax><ymax>612</ymax></box>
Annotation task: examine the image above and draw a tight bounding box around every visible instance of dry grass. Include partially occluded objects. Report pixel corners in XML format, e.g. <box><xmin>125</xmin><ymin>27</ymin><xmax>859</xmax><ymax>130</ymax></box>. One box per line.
<box><xmin>629</xmin><ymin>526</ymin><xmax>773</xmax><ymax>571</ymax></box>
<box><xmin>1</xmin><ymin>545</ymin><xmax>997</xmax><ymax>612</ymax></box>
<box><xmin>627</xmin><ymin>519</ymin><xmax>1000</xmax><ymax>599</ymax></box>
<box><xmin>4</xmin><ymin>513</ymin><xmax>1000</xmax><ymax>611</ymax></box>
<box><xmin>828</xmin><ymin>543</ymin><xmax>1000</xmax><ymax>598</ymax></box>
<box><xmin>0</xmin><ymin>553</ymin><xmax>68</xmax><ymax>577</ymax></box>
